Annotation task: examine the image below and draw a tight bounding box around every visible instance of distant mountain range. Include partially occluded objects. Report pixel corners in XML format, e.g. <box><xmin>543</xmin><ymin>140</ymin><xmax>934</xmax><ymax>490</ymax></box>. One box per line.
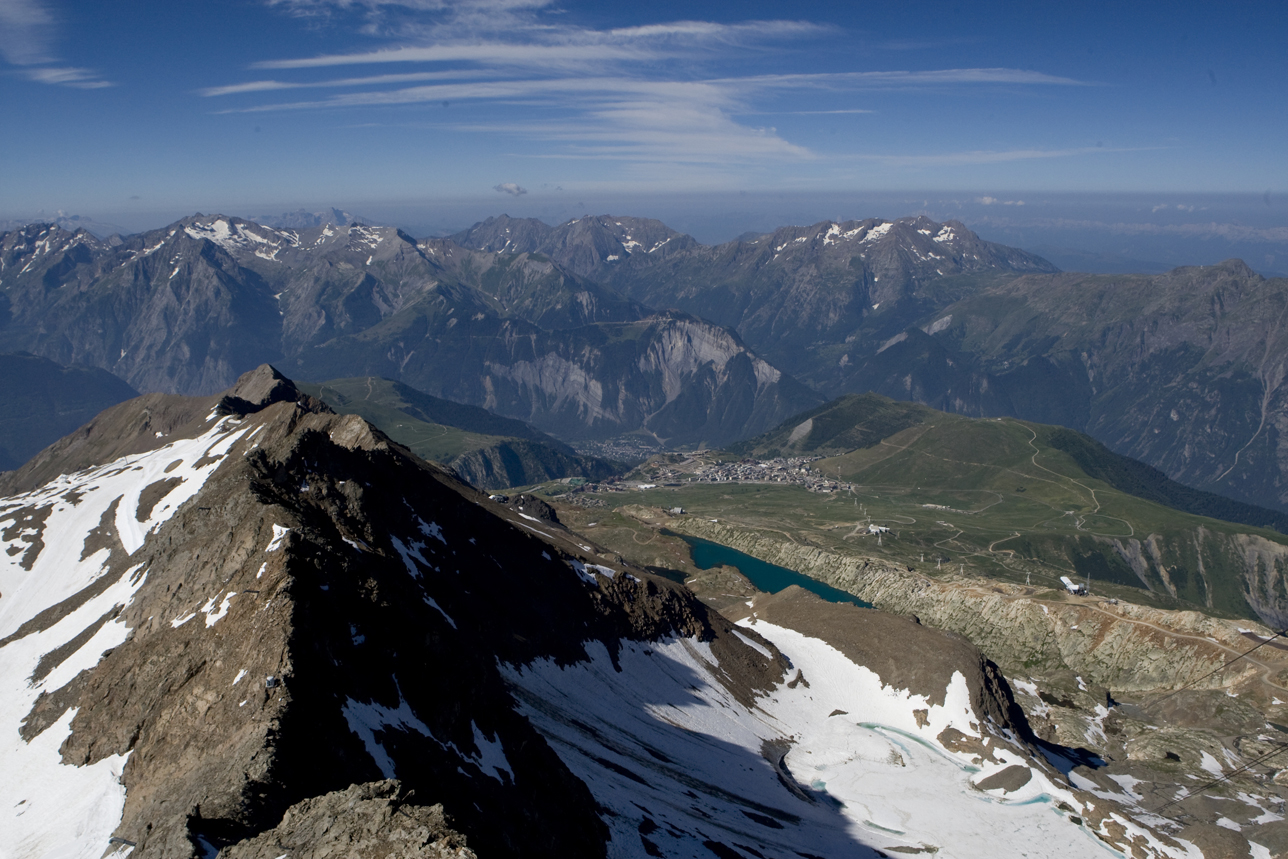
<box><xmin>0</xmin><ymin>216</ymin><xmax>820</xmax><ymax>448</ymax></box>
<box><xmin>453</xmin><ymin>213</ymin><xmax>1056</xmax><ymax>390</ymax></box>
<box><xmin>0</xmin><ymin>213</ymin><xmax>128</xmax><ymax>239</ymax></box>
<box><xmin>7</xmin><ymin>210</ymin><xmax>1288</xmax><ymax>511</ymax></box>
<box><xmin>249</xmin><ymin>207</ymin><xmax>365</xmax><ymax>229</ymax></box>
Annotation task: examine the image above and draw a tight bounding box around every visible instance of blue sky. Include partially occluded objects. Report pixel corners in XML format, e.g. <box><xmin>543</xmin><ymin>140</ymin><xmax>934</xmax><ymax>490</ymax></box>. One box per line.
<box><xmin>1</xmin><ymin>0</ymin><xmax>1286</xmax><ymax>231</ymax></box>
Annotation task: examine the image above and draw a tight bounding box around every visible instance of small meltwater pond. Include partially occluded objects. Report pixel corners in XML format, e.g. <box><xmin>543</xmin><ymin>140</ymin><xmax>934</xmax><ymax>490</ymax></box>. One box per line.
<box><xmin>675</xmin><ymin>533</ymin><xmax>873</xmax><ymax>608</ymax></box>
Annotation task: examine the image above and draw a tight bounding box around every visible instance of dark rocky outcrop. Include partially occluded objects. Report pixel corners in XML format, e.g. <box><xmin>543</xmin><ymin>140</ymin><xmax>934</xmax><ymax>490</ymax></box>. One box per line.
<box><xmin>219</xmin><ymin>780</ymin><xmax>475</xmax><ymax>859</ymax></box>
<box><xmin>0</xmin><ymin>365</ymin><xmax>787</xmax><ymax>858</ymax></box>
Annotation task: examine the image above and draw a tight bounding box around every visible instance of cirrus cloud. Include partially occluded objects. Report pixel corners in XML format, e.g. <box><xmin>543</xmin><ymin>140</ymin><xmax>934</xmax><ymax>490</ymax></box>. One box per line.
<box><xmin>0</xmin><ymin>0</ymin><xmax>112</xmax><ymax>87</ymax></box>
<box><xmin>195</xmin><ymin>1</ymin><xmax>1098</xmax><ymax>176</ymax></box>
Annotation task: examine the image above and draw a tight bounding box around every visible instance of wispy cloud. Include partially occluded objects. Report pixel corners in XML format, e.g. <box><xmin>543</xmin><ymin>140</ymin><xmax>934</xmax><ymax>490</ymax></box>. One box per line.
<box><xmin>0</xmin><ymin>0</ymin><xmax>53</xmax><ymax>65</ymax></box>
<box><xmin>0</xmin><ymin>0</ymin><xmax>113</xmax><ymax>87</ymax></box>
<box><xmin>494</xmin><ymin>182</ymin><xmax>526</xmax><ymax>196</ymax></box>
<box><xmin>782</xmin><ymin>109</ymin><xmax>875</xmax><ymax>115</ymax></box>
<box><xmin>23</xmin><ymin>65</ymin><xmax>113</xmax><ymax>88</ymax></box>
<box><xmin>198</xmin><ymin>1</ymin><xmax>1097</xmax><ymax>171</ymax></box>
<box><xmin>252</xmin><ymin>41</ymin><xmax>654</xmax><ymax>71</ymax></box>
<box><xmin>711</xmin><ymin>68</ymin><xmax>1092</xmax><ymax>90</ymax></box>
<box><xmin>198</xmin><ymin>68</ymin><xmax>482</xmax><ymax>97</ymax></box>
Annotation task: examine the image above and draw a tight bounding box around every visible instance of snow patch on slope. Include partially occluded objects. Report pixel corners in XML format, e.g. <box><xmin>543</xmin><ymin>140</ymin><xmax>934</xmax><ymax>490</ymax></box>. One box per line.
<box><xmin>0</xmin><ymin>418</ymin><xmax>253</xmax><ymax>859</ymax></box>
<box><xmin>0</xmin><ymin>418</ymin><xmax>249</xmax><ymax>639</ymax></box>
<box><xmin>0</xmin><ymin>562</ymin><xmax>145</xmax><ymax>859</ymax></box>
<box><xmin>502</xmin><ymin>623</ymin><xmax>1189</xmax><ymax>858</ymax></box>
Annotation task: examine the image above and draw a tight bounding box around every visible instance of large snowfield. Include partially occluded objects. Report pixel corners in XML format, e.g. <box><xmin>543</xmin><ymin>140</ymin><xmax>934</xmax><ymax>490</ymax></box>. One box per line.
<box><xmin>0</xmin><ymin>418</ymin><xmax>249</xmax><ymax>859</ymax></box>
<box><xmin>502</xmin><ymin>620</ymin><xmax>1202</xmax><ymax>859</ymax></box>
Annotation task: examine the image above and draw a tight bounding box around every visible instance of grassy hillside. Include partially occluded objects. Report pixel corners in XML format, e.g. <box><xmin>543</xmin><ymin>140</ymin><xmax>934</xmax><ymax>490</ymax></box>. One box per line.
<box><xmin>728</xmin><ymin>392</ymin><xmax>932</xmax><ymax>457</ymax></box>
<box><xmin>608</xmin><ymin>394</ymin><xmax>1288</xmax><ymax>627</ymax></box>
<box><xmin>299</xmin><ymin>376</ymin><xmax>621</xmax><ymax>489</ymax></box>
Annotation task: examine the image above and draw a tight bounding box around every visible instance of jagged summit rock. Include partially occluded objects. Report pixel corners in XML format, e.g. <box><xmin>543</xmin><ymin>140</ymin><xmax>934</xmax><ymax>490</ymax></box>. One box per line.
<box><xmin>216</xmin><ymin>364</ymin><xmax>304</xmax><ymax>416</ymax></box>
<box><xmin>0</xmin><ymin>367</ymin><xmax>1205</xmax><ymax>858</ymax></box>
<box><xmin>0</xmin><ymin>367</ymin><xmax>713</xmax><ymax>857</ymax></box>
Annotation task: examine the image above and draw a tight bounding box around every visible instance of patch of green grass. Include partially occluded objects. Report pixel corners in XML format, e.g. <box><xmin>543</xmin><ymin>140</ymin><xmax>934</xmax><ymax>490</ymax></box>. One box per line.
<box><xmin>578</xmin><ymin>409</ymin><xmax>1288</xmax><ymax>622</ymax></box>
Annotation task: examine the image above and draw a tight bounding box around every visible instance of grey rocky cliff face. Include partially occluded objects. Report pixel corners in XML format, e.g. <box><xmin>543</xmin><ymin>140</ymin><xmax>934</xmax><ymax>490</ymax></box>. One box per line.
<box><xmin>0</xmin><ymin>215</ymin><xmax>817</xmax><ymax>447</ymax></box>
<box><xmin>846</xmin><ymin>260</ymin><xmax>1288</xmax><ymax>513</ymax></box>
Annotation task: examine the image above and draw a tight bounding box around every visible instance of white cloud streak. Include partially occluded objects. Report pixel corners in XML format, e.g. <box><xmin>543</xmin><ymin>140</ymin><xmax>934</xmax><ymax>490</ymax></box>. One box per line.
<box><xmin>711</xmin><ymin>68</ymin><xmax>1092</xmax><ymax>90</ymax></box>
<box><xmin>0</xmin><ymin>0</ymin><xmax>112</xmax><ymax>87</ymax></box>
<box><xmin>252</xmin><ymin>41</ymin><xmax>654</xmax><ymax>70</ymax></box>
<box><xmin>200</xmin><ymin>2</ymin><xmax>1097</xmax><ymax>171</ymax></box>
<box><xmin>0</xmin><ymin>0</ymin><xmax>53</xmax><ymax>65</ymax></box>
<box><xmin>198</xmin><ymin>68</ymin><xmax>483</xmax><ymax>97</ymax></box>
<box><xmin>23</xmin><ymin>65</ymin><xmax>113</xmax><ymax>88</ymax></box>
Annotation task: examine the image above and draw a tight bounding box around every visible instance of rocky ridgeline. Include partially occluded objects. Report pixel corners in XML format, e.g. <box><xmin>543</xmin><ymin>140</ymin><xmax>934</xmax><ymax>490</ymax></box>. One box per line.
<box><xmin>0</xmin><ymin>366</ymin><xmax>763</xmax><ymax>857</ymax></box>
<box><xmin>2</xmin><ymin>365</ymin><xmax>1228</xmax><ymax>858</ymax></box>
<box><xmin>0</xmin><ymin>216</ymin><xmax>822</xmax><ymax>446</ymax></box>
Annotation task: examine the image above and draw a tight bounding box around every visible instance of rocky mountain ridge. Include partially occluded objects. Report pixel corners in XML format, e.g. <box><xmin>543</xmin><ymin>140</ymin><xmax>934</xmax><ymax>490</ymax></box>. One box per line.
<box><xmin>13</xmin><ymin>208</ymin><xmax>1288</xmax><ymax>515</ymax></box>
<box><xmin>845</xmin><ymin>260</ymin><xmax>1288</xmax><ymax>511</ymax></box>
<box><xmin>0</xmin><ymin>366</ymin><xmax>1213</xmax><ymax>858</ymax></box>
<box><xmin>451</xmin><ymin>214</ymin><xmax>1057</xmax><ymax>386</ymax></box>
<box><xmin>0</xmin><ymin>217</ymin><xmax>820</xmax><ymax>447</ymax></box>
<box><xmin>455</xmin><ymin>212</ymin><xmax>1288</xmax><ymax>515</ymax></box>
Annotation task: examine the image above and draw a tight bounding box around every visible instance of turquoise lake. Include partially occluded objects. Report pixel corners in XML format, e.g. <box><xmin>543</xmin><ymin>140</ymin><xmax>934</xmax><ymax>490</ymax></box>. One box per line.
<box><xmin>676</xmin><ymin>534</ymin><xmax>873</xmax><ymax>608</ymax></box>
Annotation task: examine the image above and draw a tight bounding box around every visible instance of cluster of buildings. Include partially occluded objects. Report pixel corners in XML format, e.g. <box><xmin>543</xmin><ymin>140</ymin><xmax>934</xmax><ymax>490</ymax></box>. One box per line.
<box><xmin>639</xmin><ymin>456</ymin><xmax>854</xmax><ymax>493</ymax></box>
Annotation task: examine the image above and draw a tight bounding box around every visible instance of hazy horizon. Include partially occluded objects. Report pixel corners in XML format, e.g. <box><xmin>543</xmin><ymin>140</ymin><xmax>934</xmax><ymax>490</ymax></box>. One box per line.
<box><xmin>6</xmin><ymin>189</ymin><xmax>1286</xmax><ymax>276</ymax></box>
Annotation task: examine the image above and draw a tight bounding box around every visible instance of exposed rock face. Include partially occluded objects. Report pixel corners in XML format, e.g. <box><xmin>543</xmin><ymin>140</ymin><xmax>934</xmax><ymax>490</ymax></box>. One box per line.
<box><xmin>452</xmin><ymin>215</ymin><xmax>1056</xmax><ymax>392</ymax></box>
<box><xmin>601</xmin><ymin>217</ymin><xmax>1055</xmax><ymax>380</ymax></box>
<box><xmin>1</xmin><ymin>365</ymin><xmax>1211</xmax><ymax>859</ymax></box>
<box><xmin>219</xmin><ymin>780</ymin><xmax>475</xmax><ymax>859</ymax></box>
<box><xmin>0</xmin><ymin>365</ymin><xmax>747</xmax><ymax>857</ymax></box>
<box><xmin>460</xmin><ymin>311</ymin><xmax>818</xmax><ymax>445</ymax></box>
<box><xmin>725</xmin><ymin>586</ymin><xmax>1029</xmax><ymax>731</ymax></box>
<box><xmin>451</xmin><ymin>214</ymin><xmax>699</xmax><ymax>278</ymax></box>
<box><xmin>0</xmin><ymin>217</ymin><xmax>818</xmax><ymax>446</ymax></box>
<box><xmin>856</xmin><ymin>260</ymin><xmax>1288</xmax><ymax>512</ymax></box>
